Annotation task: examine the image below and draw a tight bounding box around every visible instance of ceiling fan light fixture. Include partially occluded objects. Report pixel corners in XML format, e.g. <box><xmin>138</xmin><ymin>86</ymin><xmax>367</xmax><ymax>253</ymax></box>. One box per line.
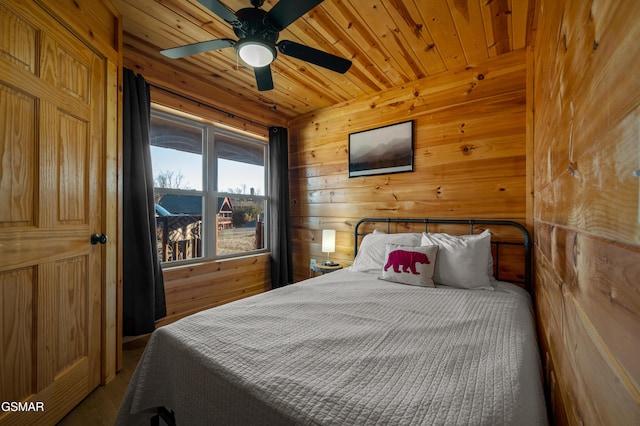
<box><xmin>237</xmin><ymin>40</ymin><xmax>275</xmax><ymax>67</ymax></box>
<box><xmin>161</xmin><ymin>0</ymin><xmax>353</xmax><ymax>92</ymax></box>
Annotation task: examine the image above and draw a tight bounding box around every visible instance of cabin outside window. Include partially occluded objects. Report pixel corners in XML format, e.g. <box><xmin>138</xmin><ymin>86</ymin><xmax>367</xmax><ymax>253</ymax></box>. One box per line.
<box><xmin>150</xmin><ymin>107</ymin><xmax>268</xmax><ymax>264</ymax></box>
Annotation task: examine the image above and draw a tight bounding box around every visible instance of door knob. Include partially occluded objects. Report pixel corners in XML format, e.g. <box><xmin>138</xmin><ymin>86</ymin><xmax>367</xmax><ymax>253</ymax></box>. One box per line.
<box><xmin>90</xmin><ymin>233</ymin><xmax>108</xmax><ymax>245</ymax></box>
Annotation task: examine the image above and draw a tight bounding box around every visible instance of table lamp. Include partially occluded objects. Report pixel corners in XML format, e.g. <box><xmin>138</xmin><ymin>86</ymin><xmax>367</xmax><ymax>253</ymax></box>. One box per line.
<box><xmin>322</xmin><ymin>230</ymin><xmax>338</xmax><ymax>266</ymax></box>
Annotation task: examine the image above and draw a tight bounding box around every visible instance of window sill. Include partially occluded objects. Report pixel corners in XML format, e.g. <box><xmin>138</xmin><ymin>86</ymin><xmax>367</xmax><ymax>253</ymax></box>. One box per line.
<box><xmin>160</xmin><ymin>251</ymin><xmax>271</xmax><ymax>272</ymax></box>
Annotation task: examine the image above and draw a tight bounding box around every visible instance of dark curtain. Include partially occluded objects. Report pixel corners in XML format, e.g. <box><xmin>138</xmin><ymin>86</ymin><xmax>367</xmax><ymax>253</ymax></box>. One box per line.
<box><xmin>122</xmin><ymin>68</ymin><xmax>166</xmax><ymax>335</ymax></box>
<box><xmin>269</xmin><ymin>127</ymin><xmax>293</xmax><ymax>288</ymax></box>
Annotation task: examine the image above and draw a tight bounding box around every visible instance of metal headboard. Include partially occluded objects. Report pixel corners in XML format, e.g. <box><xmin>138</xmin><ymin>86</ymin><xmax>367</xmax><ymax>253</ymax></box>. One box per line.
<box><xmin>353</xmin><ymin>218</ymin><xmax>532</xmax><ymax>293</ymax></box>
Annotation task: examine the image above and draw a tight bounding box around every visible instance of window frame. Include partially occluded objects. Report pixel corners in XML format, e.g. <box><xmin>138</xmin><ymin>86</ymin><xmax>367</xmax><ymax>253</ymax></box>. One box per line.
<box><xmin>150</xmin><ymin>107</ymin><xmax>269</xmax><ymax>266</ymax></box>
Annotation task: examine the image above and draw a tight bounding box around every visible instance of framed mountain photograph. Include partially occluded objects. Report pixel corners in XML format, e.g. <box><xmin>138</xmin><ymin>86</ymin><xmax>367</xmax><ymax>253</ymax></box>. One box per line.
<box><xmin>348</xmin><ymin>120</ymin><xmax>414</xmax><ymax>177</ymax></box>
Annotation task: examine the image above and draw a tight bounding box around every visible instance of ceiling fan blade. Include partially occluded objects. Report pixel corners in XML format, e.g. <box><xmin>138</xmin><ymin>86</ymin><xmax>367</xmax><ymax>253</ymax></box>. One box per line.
<box><xmin>278</xmin><ymin>40</ymin><xmax>351</xmax><ymax>74</ymax></box>
<box><xmin>266</xmin><ymin>0</ymin><xmax>324</xmax><ymax>31</ymax></box>
<box><xmin>160</xmin><ymin>38</ymin><xmax>235</xmax><ymax>59</ymax></box>
<box><xmin>254</xmin><ymin>65</ymin><xmax>274</xmax><ymax>91</ymax></box>
<box><xmin>196</xmin><ymin>0</ymin><xmax>239</xmax><ymax>25</ymax></box>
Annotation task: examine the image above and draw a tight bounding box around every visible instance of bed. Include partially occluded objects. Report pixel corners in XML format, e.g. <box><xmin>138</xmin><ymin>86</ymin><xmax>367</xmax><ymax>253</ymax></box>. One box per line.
<box><xmin>116</xmin><ymin>218</ymin><xmax>547</xmax><ymax>425</ymax></box>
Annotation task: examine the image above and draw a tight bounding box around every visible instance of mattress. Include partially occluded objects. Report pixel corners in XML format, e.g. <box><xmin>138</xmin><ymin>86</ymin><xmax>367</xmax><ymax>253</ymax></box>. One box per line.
<box><xmin>116</xmin><ymin>269</ymin><xmax>547</xmax><ymax>425</ymax></box>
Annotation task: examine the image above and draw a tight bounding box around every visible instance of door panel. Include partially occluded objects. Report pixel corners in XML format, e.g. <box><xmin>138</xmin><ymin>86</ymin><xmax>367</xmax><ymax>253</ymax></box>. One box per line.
<box><xmin>0</xmin><ymin>1</ymin><xmax>105</xmax><ymax>424</ymax></box>
<box><xmin>0</xmin><ymin>84</ymin><xmax>36</xmax><ymax>227</ymax></box>
<box><xmin>0</xmin><ymin>267</ymin><xmax>34</xmax><ymax>402</ymax></box>
<box><xmin>57</xmin><ymin>111</ymin><xmax>89</xmax><ymax>224</ymax></box>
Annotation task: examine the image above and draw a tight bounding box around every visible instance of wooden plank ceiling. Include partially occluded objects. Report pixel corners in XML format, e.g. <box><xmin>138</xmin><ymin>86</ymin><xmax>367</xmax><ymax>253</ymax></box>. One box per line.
<box><xmin>113</xmin><ymin>0</ymin><xmax>537</xmax><ymax>119</ymax></box>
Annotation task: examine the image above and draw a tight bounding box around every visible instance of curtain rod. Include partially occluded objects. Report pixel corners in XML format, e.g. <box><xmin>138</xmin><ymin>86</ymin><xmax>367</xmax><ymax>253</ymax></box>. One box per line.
<box><xmin>148</xmin><ymin>83</ymin><xmax>270</xmax><ymax>130</ymax></box>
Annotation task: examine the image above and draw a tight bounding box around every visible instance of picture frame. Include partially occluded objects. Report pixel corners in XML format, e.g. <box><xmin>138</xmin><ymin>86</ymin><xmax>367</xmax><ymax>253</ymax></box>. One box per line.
<box><xmin>348</xmin><ymin>120</ymin><xmax>414</xmax><ymax>178</ymax></box>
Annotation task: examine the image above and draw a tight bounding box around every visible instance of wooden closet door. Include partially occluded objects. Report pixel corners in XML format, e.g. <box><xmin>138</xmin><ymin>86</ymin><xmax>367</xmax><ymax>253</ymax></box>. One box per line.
<box><xmin>0</xmin><ymin>1</ymin><xmax>105</xmax><ymax>424</ymax></box>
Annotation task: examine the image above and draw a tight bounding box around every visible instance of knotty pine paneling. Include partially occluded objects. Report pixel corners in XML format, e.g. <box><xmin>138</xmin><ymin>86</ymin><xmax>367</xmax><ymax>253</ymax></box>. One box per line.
<box><xmin>122</xmin><ymin>43</ymin><xmax>286</xmax><ymax>130</ymax></box>
<box><xmin>533</xmin><ymin>0</ymin><xmax>640</xmax><ymax>424</ymax></box>
<box><xmin>288</xmin><ymin>49</ymin><xmax>529</xmax><ymax>281</ymax></box>
<box><xmin>113</xmin><ymin>0</ymin><xmax>537</xmax><ymax>119</ymax></box>
<box><xmin>156</xmin><ymin>253</ymin><xmax>271</xmax><ymax>327</ymax></box>
<box><xmin>37</xmin><ymin>0</ymin><xmax>120</xmax><ymax>57</ymax></box>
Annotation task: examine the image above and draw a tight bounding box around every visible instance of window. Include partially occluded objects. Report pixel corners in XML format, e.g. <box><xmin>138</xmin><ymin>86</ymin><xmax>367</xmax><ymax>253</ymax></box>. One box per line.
<box><xmin>150</xmin><ymin>108</ymin><xmax>268</xmax><ymax>264</ymax></box>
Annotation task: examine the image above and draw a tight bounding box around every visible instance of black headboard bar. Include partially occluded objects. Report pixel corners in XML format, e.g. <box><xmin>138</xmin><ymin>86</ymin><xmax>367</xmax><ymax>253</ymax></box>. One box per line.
<box><xmin>353</xmin><ymin>218</ymin><xmax>532</xmax><ymax>293</ymax></box>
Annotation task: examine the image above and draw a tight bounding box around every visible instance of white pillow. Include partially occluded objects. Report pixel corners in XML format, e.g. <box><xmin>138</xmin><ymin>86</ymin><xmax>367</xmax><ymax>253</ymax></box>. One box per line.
<box><xmin>420</xmin><ymin>230</ymin><xmax>493</xmax><ymax>289</ymax></box>
<box><xmin>351</xmin><ymin>233</ymin><xmax>422</xmax><ymax>272</ymax></box>
<box><xmin>426</xmin><ymin>231</ymin><xmax>495</xmax><ymax>279</ymax></box>
<box><xmin>422</xmin><ymin>230</ymin><xmax>494</xmax><ymax>275</ymax></box>
<box><xmin>379</xmin><ymin>244</ymin><xmax>438</xmax><ymax>287</ymax></box>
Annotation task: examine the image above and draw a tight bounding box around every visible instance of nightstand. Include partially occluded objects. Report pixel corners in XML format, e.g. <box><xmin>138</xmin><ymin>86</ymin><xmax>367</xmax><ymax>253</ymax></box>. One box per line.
<box><xmin>311</xmin><ymin>263</ymin><xmax>343</xmax><ymax>276</ymax></box>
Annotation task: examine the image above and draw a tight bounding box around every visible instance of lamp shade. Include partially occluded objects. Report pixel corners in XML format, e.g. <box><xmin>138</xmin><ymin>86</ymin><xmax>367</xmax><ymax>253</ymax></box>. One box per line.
<box><xmin>237</xmin><ymin>41</ymin><xmax>275</xmax><ymax>67</ymax></box>
<box><xmin>322</xmin><ymin>230</ymin><xmax>336</xmax><ymax>253</ymax></box>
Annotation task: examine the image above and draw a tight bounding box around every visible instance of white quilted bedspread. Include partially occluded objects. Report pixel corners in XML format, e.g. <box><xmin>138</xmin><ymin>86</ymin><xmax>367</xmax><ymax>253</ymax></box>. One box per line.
<box><xmin>117</xmin><ymin>269</ymin><xmax>547</xmax><ymax>425</ymax></box>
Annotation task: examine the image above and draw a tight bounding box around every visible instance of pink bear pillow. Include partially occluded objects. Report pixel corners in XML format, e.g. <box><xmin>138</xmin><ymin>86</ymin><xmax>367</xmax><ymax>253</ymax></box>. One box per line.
<box><xmin>379</xmin><ymin>244</ymin><xmax>439</xmax><ymax>287</ymax></box>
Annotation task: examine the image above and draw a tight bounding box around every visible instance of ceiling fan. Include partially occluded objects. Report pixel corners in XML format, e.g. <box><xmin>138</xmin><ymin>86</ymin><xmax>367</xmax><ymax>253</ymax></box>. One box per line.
<box><xmin>161</xmin><ymin>0</ymin><xmax>352</xmax><ymax>91</ymax></box>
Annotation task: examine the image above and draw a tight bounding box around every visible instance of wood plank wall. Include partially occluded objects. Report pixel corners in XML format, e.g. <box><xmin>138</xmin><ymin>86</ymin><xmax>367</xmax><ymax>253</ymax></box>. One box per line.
<box><xmin>288</xmin><ymin>49</ymin><xmax>529</xmax><ymax>282</ymax></box>
<box><xmin>533</xmin><ymin>0</ymin><xmax>640</xmax><ymax>424</ymax></box>
<box><xmin>156</xmin><ymin>253</ymin><xmax>271</xmax><ymax>327</ymax></box>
